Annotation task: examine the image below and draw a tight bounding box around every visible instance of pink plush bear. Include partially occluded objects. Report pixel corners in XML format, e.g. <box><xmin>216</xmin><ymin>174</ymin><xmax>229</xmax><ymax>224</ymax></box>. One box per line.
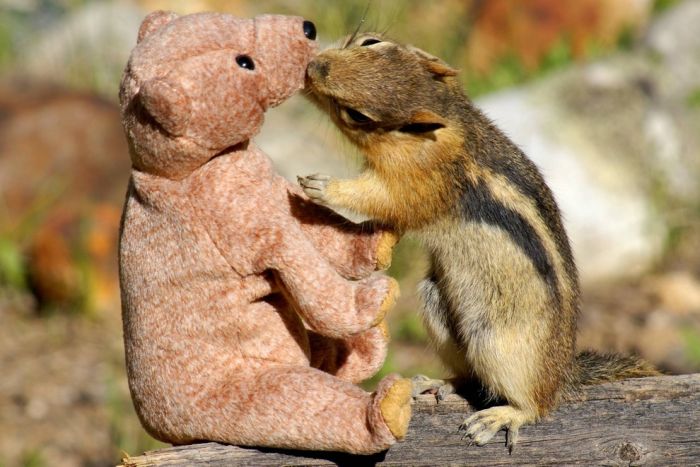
<box><xmin>118</xmin><ymin>11</ymin><xmax>412</xmax><ymax>455</ymax></box>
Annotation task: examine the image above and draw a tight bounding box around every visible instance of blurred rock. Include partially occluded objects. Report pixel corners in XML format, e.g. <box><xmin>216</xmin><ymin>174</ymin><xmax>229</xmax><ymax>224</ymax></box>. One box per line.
<box><xmin>477</xmin><ymin>70</ymin><xmax>665</xmax><ymax>282</ymax></box>
<box><xmin>14</xmin><ymin>1</ymin><xmax>145</xmax><ymax>99</ymax></box>
<box><xmin>644</xmin><ymin>0</ymin><xmax>700</xmax><ymax>101</ymax></box>
<box><xmin>0</xmin><ymin>82</ymin><xmax>130</xmax><ymax>312</ymax></box>
<box><xmin>474</xmin><ymin>2</ymin><xmax>700</xmax><ymax>284</ymax></box>
<box><xmin>642</xmin><ymin>272</ymin><xmax>700</xmax><ymax>316</ymax></box>
<box><xmin>579</xmin><ymin>276</ymin><xmax>700</xmax><ymax>374</ymax></box>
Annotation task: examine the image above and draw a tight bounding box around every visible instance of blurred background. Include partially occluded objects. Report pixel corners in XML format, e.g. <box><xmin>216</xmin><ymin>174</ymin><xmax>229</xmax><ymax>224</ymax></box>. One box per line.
<box><xmin>1</xmin><ymin>0</ymin><xmax>699</xmax><ymax>465</ymax></box>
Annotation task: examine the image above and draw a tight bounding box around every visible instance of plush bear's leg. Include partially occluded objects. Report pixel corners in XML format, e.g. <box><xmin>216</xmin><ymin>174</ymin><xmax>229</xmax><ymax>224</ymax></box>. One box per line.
<box><xmin>308</xmin><ymin>322</ymin><xmax>390</xmax><ymax>383</ymax></box>
<box><xmin>202</xmin><ymin>367</ymin><xmax>411</xmax><ymax>455</ymax></box>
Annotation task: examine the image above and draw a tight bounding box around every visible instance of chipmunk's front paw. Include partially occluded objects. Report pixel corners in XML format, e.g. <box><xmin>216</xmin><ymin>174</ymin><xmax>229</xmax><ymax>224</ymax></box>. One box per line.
<box><xmin>298</xmin><ymin>173</ymin><xmax>333</xmax><ymax>205</ymax></box>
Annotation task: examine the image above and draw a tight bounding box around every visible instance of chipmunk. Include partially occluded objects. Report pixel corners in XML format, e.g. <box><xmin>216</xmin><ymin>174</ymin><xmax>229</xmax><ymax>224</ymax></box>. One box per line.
<box><xmin>298</xmin><ymin>33</ymin><xmax>659</xmax><ymax>451</ymax></box>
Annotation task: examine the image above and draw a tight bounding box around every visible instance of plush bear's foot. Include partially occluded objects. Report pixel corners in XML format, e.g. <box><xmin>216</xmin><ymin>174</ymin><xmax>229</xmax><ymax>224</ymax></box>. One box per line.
<box><xmin>379</xmin><ymin>378</ymin><xmax>412</xmax><ymax>440</ymax></box>
<box><xmin>375</xmin><ymin>231</ymin><xmax>399</xmax><ymax>270</ymax></box>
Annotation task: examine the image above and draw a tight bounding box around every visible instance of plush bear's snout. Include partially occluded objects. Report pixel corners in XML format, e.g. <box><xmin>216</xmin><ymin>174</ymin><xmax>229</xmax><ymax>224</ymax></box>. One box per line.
<box><xmin>254</xmin><ymin>15</ymin><xmax>319</xmax><ymax>108</ymax></box>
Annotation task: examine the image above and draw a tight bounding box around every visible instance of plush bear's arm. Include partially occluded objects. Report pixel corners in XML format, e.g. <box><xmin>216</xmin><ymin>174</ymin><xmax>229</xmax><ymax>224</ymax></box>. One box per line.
<box><xmin>283</xmin><ymin>178</ymin><xmax>398</xmax><ymax>279</ymax></box>
<box><xmin>261</xmin><ymin>223</ymin><xmax>398</xmax><ymax>338</ymax></box>
<box><xmin>190</xmin><ymin>156</ymin><xmax>397</xmax><ymax>339</ymax></box>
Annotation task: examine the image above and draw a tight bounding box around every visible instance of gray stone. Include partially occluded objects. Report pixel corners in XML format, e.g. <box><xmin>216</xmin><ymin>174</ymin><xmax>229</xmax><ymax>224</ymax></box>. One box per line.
<box><xmin>16</xmin><ymin>1</ymin><xmax>144</xmax><ymax>98</ymax></box>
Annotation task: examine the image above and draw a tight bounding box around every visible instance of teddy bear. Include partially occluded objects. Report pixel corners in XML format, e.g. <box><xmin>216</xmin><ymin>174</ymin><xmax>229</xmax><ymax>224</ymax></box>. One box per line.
<box><xmin>118</xmin><ymin>11</ymin><xmax>412</xmax><ymax>455</ymax></box>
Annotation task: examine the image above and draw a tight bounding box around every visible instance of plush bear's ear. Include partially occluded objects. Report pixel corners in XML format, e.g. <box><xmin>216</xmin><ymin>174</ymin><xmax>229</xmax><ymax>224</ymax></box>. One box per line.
<box><xmin>407</xmin><ymin>45</ymin><xmax>459</xmax><ymax>78</ymax></box>
<box><xmin>139</xmin><ymin>77</ymin><xmax>190</xmax><ymax>136</ymax></box>
<box><xmin>137</xmin><ymin>10</ymin><xmax>179</xmax><ymax>43</ymax></box>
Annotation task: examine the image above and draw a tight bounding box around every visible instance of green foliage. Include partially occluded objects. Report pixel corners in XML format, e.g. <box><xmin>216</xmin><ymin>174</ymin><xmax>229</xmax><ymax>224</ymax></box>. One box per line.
<box><xmin>20</xmin><ymin>449</ymin><xmax>45</xmax><ymax>467</ymax></box>
<box><xmin>616</xmin><ymin>26</ymin><xmax>637</xmax><ymax>50</ymax></box>
<box><xmin>387</xmin><ymin>237</ymin><xmax>423</xmax><ymax>281</ymax></box>
<box><xmin>0</xmin><ymin>14</ymin><xmax>17</xmax><ymax>69</ymax></box>
<box><xmin>653</xmin><ymin>0</ymin><xmax>681</xmax><ymax>13</ymax></box>
<box><xmin>0</xmin><ymin>236</ymin><xmax>26</xmax><ymax>289</ymax></box>
<box><xmin>464</xmin><ymin>54</ymin><xmax>527</xmax><ymax>97</ymax></box>
<box><xmin>681</xmin><ymin>326</ymin><xmax>700</xmax><ymax>367</ymax></box>
<box><xmin>394</xmin><ymin>312</ymin><xmax>428</xmax><ymax>344</ymax></box>
<box><xmin>464</xmin><ymin>38</ymin><xmax>577</xmax><ymax>97</ymax></box>
<box><xmin>687</xmin><ymin>88</ymin><xmax>700</xmax><ymax>108</ymax></box>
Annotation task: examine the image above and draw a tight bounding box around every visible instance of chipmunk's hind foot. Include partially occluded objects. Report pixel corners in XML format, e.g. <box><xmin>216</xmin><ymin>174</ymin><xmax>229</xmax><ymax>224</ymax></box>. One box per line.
<box><xmin>459</xmin><ymin>405</ymin><xmax>530</xmax><ymax>453</ymax></box>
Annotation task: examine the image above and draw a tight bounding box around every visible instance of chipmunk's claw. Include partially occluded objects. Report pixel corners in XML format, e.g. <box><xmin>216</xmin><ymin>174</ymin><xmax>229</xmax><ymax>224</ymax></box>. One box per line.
<box><xmin>506</xmin><ymin>426</ymin><xmax>519</xmax><ymax>454</ymax></box>
<box><xmin>298</xmin><ymin>173</ymin><xmax>332</xmax><ymax>205</ymax></box>
<box><xmin>459</xmin><ymin>406</ymin><xmax>527</xmax><ymax>451</ymax></box>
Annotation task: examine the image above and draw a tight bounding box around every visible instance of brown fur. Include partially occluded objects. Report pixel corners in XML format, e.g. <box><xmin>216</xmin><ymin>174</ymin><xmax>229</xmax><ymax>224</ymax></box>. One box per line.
<box><xmin>300</xmin><ymin>32</ymin><xmax>658</xmax><ymax>449</ymax></box>
<box><xmin>119</xmin><ymin>14</ymin><xmax>412</xmax><ymax>454</ymax></box>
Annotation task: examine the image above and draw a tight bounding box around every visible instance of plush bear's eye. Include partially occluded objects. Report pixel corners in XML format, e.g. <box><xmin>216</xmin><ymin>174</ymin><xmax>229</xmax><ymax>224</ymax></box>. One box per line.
<box><xmin>360</xmin><ymin>38</ymin><xmax>381</xmax><ymax>47</ymax></box>
<box><xmin>236</xmin><ymin>55</ymin><xmax>255</xmax><ymax>71</ymax></box>
<box><xmin>303</xmin><ymin>20</ymin><xmax>316</xmax><ymax>40</ymax></box>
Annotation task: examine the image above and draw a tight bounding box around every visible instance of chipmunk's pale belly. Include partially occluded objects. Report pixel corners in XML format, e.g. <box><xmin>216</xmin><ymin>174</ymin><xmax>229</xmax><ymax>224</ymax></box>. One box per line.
<box><xmin>415</xmin><ymin>219</ymin><xmax>553</xmax><ymax>376</ymax></box>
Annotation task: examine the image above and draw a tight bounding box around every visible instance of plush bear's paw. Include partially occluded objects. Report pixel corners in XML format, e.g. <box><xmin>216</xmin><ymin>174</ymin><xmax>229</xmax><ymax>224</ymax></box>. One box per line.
<box><xmin>355</xmin><ymin>276</ymin><xmax>399</xmax><ymax>330</ymax></box>
<box><xmin>379</xmin><ymin>378</ymin><xmax>412</xmax><ymax>440</ymax></box>
<box><xmin>375</xmin><ymin>231</ymin><xmax>399</xmax><ymax>270</ymax></box>
<box><xmin>376</xmin><ymin>319</ymin><xmax>390</xmax><ymax>342</ymax></box>
<box><xmin>297</xmin><ymin>173</ymin><xmax>333</xmax><ymax>205</ymax></box>
<box><xmin>371</xmin><ymin>276</ymin><xmax>399</xmax><ymax>327</ymax></box>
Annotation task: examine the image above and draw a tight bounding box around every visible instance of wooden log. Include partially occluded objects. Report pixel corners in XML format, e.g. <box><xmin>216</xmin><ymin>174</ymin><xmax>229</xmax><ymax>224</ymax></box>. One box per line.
<box><xmin>119</xmin><ymin>374</ymin><xmax>700</xmax><ymax>466</ymax></box>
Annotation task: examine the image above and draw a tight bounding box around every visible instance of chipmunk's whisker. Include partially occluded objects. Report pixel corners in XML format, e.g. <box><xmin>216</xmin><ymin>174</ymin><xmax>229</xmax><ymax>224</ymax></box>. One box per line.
<box><xmin>344</xmin><ymin>0</ymin><xmax>372</xmax><ymax>48</ymax></box>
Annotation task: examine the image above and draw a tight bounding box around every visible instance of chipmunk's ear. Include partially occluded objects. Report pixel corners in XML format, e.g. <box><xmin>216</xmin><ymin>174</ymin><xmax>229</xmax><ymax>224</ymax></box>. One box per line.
<box><xmin>399</xmin><ymin>110</ymin><xmax>447</xmax><ymax>134</ymax></box>
<box><xmin>408</xmin><ymin>45</ymin><xmax>459</xmax><ymax>78</ymax></box>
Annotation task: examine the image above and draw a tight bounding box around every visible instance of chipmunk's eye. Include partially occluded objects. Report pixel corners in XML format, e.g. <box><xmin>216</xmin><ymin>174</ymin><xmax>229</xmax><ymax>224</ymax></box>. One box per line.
<box><xmin>399</xmin><ymin>122</ymin><xmax>445</xmax><ymax>133</ymax></box>
<box><xmin>236</xmin><ymin>55</ymin><xmax>255</xmax><ymax>71</ymax></box>
<box><xmin>360</xmin><ymin>38</ymin><xmax>381</xmax><ymax>47</ymax></box>
<box><xmin>344</xmin><ymin>107</ymin><xmax>372</xmax><ymax>124</ymax></box>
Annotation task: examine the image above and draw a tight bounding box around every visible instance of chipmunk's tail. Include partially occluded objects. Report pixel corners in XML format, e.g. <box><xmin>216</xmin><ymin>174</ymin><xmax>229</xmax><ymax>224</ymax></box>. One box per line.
<box><xmin>567</xmin><ymin>351</ymin><xmax>660</xmax><ymax>391</ymax></box>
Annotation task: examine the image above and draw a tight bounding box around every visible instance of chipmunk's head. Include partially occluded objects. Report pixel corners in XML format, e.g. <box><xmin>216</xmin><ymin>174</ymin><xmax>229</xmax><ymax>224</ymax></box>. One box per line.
<box><xmin>305</xmin><ymin>33</ymin><xmax>461</xmax><ymax>154</ymax></box>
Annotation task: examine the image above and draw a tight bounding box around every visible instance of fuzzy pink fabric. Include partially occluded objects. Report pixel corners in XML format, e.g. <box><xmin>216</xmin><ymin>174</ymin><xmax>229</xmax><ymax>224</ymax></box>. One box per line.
<box><xmin>118</xmin><ymin>11</ymin><xmax>399</xmax><ymax>454</ymax></box>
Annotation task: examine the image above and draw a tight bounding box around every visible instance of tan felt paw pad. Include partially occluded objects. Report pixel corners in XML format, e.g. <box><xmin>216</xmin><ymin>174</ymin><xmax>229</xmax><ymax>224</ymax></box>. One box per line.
<box><xmin>372</xmin><ymin>278</ymin><xmax>399</xmax><ymax>327</ymax></box>
<box><xmin>376</xmin><ymin>231</ymin><xmax>399</xmax><ymax>270</ymax></box>
<box><xmin>377</xmin><ymin>320</ymin><xmax>390</xmax><ymax>341</ymax></box>
<box><xmin>379</xmin><ymin>378</ymin><xmax>412</xmax><ymax>440</ymax></box>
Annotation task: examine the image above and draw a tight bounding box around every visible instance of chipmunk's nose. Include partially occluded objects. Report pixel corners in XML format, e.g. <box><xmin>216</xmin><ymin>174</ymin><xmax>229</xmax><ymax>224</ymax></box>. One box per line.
<box><xmin>307</xmin><ymin>58</ymin><xmax>329</xmax><ymax>81</ymax></box>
